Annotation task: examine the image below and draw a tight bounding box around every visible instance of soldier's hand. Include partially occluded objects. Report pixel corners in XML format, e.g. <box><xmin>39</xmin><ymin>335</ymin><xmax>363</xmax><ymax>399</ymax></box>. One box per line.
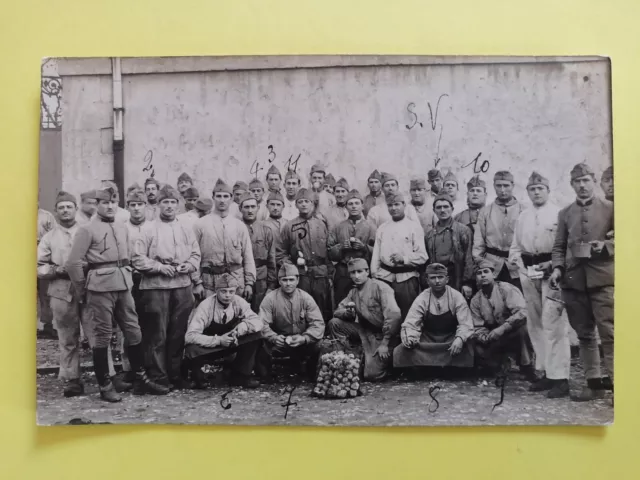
<box><xmin>448</xmin><ymin>337</ymin><xmax>464</xmax><ymax>356</ymax></box>
<box><xmin>342</xmin><ymin>240</ymin><xmax>352</xmax><ymax>250</ymax></box>
<box><xmin>350</xmin><ymin>238</ymin><xmax>365</xmax><ymax>250</ymax></box>
<box><xmin>287</xmin><ymin>335</ymin><xmax>306</xmax><ymax>348</ymax></box>
<box><xmin>243</xmin><ymin>285</ymin><xmax>253</xmax><ymax>301</ymax></box>
<box><xmin>461</xmin><ymin>285</ymin><xmax>473</xmax><ymax>299</ymax></box>
<box><xmin>176</xmin><ymin>263</ymin><xmax>190</xmax><ymax>274</ymax></box>
<box><xmin>534</xmin><ymin>261</ymin><xmax>553</xmax><ymax>272</ymax></box>
<box><xmin>218</xmin><ymin>334</ymin><xmax>236</xmax><ymax>348</ymax></box>
<box><xmin>273</xmin><ymin>335</ymin><xmax>287</xmax><ymax>348</ymax></box>
<box><xmin>374</xmin><ymin>342</ymin><xmax>390</xmax><ymax>360</ymax></box>
<box><xmin>590</xmin><ymin>240</ymin><xmax>605</xmax><ymax>254</ymax></box>
<box><xmin>487</xmin><ymin>328</ymin><xmax>503</xmax><ymax>342</ymax></box>
<box><xmin>158</xmin><ymin>264</ymin><xmax>176</xmax><ymax>277</ymax></box>
<box><xmin>54</xmin><ymin>265</ymin><xmax>66</xmax><ymax>276</ymax></box>
<box><xmin>389</xmin><ymin>253</ymin><xmax>404</xmax><ymax>265</ymax></box>
<box><xmin>193</xmin><ymin>284</ymin><xmax>205</xmax><ymax>300</ymax></box>
<box><xmin>549</xmin><ymin>268</ymin><xmax>562</xmax><ymax>290</ymax></box>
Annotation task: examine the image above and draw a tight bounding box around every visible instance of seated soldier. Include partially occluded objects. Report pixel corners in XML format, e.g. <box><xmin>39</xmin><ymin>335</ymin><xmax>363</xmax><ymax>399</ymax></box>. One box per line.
<box><xmin>393</xmin><ymin>263</ymin><xmax>475</xmax><ymax>369</ymax></box>
<box><xmin>256</xmin><ymin>264</ymin><xmax>325</xmax><ymax>382</ymax></box>
<box><xmin>183</xmin><ymin>273</ymin><xmax>264</xmax><ymax>389</ymax></box>
<box><xmin>470</xmin><ymin>260</ymin><xmax>536</xmax><ymax>380</ymax></box>
<box><xmin>327</xmin><ymin>258</ymin><xmax>401</xmax><ymax>381</ymax></box>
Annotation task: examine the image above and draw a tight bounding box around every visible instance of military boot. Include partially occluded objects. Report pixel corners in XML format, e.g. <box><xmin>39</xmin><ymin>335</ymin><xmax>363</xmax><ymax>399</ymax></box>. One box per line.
<box><xmin>99</xmin><ymin>382</ymin><xmax>122</xmax><ymax>403</ymax></box>
<box><xmin>133</xmin><ymin>371</ymin><xmax>170</xmax><ymax>396</ymax></box>
<box><xmin>112</xmin><ymin>374</ymin><xmax>133</xmax><ymax>393</ymax></box>
<box><xmin>571</xmin><ymin>378</ymin><xmax>605</xmax><ymax>402</ymax></box>
<box><xmin>63</xmin><ymin>379</ymin><xmax>85</xmax><ymax>398</ymax></box>
<box><xmin>547</xmin><ymin>379</ymin><xmax>570</xmax><ymax>399</ymax></box>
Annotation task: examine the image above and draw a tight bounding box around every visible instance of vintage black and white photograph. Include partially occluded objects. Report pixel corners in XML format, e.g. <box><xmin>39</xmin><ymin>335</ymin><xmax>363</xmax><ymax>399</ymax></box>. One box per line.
<box><xmin>36</xmin><ymin>55</ymin><xmax>614</xmax><ymax>426</ymax></box>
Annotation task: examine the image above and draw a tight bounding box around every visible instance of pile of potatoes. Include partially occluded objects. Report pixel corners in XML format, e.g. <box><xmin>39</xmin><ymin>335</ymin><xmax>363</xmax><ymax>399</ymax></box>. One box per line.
<box><xmin>312</xmin><ymin>351</ymin><xmax>362</xmax><ymax>399</ymax></box>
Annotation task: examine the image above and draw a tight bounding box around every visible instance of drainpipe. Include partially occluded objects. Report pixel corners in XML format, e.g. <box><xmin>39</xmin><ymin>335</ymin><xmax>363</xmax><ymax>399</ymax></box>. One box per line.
<box><xmin>112</xmin><ymin>57</ymin><xmax>125</xmax><ymax>207</ymax></box>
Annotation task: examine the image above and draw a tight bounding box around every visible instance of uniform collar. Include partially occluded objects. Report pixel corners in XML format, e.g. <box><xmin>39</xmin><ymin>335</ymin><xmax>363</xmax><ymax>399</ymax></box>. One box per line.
<box><xmin>576</xmin><ymin>196</ymin><xmax>595</xmax><ymax>207</ymax></box>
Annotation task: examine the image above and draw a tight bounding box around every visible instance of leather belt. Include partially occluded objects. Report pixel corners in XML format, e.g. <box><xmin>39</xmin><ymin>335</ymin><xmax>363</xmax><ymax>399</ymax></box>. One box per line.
<box><xmin>521</xmin><ymin>252</ymin><xmax>552</xmax><ymax>267</ymax></box>
<box><xmin>87</xmin><ymin>259</ymin><xmax>130</xmax><ymax>270</ymax></box>
<box><xmin>485</xmin><ymin>247</ymin><xmax>509</xmax><ymax>259</ymax></box>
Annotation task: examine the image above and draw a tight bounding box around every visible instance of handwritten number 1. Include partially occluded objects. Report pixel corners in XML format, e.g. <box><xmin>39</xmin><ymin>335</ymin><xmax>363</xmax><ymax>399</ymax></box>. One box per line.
<box><xmin>281</xmin><ymin>385</ymin><xmax>298</xmax><ymax>419</ymax></box>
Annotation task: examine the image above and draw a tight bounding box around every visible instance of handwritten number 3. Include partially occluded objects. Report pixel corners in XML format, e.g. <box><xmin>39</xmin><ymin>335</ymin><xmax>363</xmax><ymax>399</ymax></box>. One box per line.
<box><xmin>267</xmin><ymin>145</ymin><xmax>276</xmax><ymax>163</ymax></box>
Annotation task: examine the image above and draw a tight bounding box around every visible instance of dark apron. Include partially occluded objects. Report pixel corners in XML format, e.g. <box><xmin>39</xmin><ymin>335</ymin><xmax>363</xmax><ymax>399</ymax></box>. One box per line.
<box><xmin>393</xmin><ymin>293</ymin><xmax>474</xmax><ymax>367</ymax></box>
<box><xmin>185</xmin><ymin>315</ymin><xmax>242</xmax><ymax>359</ymax></box>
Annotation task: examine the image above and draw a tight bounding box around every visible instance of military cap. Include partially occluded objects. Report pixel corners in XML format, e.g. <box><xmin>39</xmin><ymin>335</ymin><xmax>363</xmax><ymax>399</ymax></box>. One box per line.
<box><xmin>346</xmin><ymin>189</ymin><xmax>363</xmax><ymax>203</ymax></box>
<box><xmin>177</xmin><ymin>172</ymin><xmax>193</xmax><ymax>184</ymax></box>
<box><xmin>238</xmin><ymin>192</ymin><xmax>257</xmax><ymax>207</ymax></box>
<box><xmin>385</xmin><ymin>192</ymin><xmax>405</xmax><ymax>205</ymax></box>
<box><xmin>425</xmin><ymin>263</ymin><xmax>448</xmax><ymax>276</ymax></box>
<box><xmin>368</xmin><ymin>170</ymin><xmax>382</xmax><ymax>181</ymax></box>
<box><xmin>381</xmin><ymin>172</ymin><xmax>398</xmax><ymax>186</ymax></box>
<box><xmin>295</xmin><ymin>188</ymin><xmax>316</xmax><ymax>203</ymax></box>
<box><xmin>570</xmin><ymin>163</ymin><xmax>595</xmax><ymax>180</ymax></box>
<box><xmin>267</xmin><ymin>191</ymin><xmax>285</xmax><ymax>204</ymax></box>
<box><xmin>233</xmin><ymin>181</ymin><xmax>249</xmax><ymax>192</ymax></box>
<box><xmin>285</xmin><ymin>170</ymin><xmax>301</xmax><ymax>182</ymax></box>
<box><xmin>216</xmin><ymin>273</ymin><xmax>239</xmax><ymax>290</ymax></box>
<box><xmin>195</xmin><ymin>197</ymin><xmax>213</xmax><ymax>213</ymax></box>
<box><xmin>410</xmin><ymin>177</ymin><xmax>427</xmax><ymax>190</ymax></box>
<box><xmin>466</xmin><ymin>175</ymin><xmax>486</xmax><ymax>191</ymax></box>
<box><xmin>157</xmin><ymin>185</ymin><xmax>182</xmax><ymax>203</ymax></box>
<box><xmin>347</xmin><ymin>258</ymin><xmax>369</xmax><ymax>272</ymax></box>
<box><xmin>494</xmin><ymin>171</ymin><xmax>514</xmax><ymax>183</ymax></box>
<box><xmin>266</xmin><ymin>164</ymin><xmax>282</xmax><ymax>178</ymax></box>
<box><xmin>55</xmin><ymin>191</ymin><xmax>77</xmax><ymax>206</ymax></box>
<box><xmin>310</xmin><ymin>163</ymin><xmax>326</xmax><ymax>175</ymax></box>
<box><xmin>144</xmin><ymin>177</ymin><xmax>160</xmax><ymax>188</ymax></box>
<box><xmin>278</xmin><ymin>263</ymin><xmax>300</xmax><ymax>278</ymax></box>
<box><xmin>249</xmin><ymin>178</ymin><xmax>265</xmax><ymax>190</ymax></box>
<box><xmin>213</xmin><ymin>178</ymin><xmax>232</xmax><ymax>195</ymax></box>
<box><xmin>324</xmin><ymin>174</ymin><xmax>337</xmax><ymax>187</ymax></box>
<box><xmin>432</xmin><ymin>193</ymin><xmax>454</xmax><ymax>207</ymax></box>
<box><xmin>474</xmin><ymin>259</ymin><xmax>496</xmax><ymax>273</ymax></box>
<box><xmin>335</xmin><ymin>177</ymin><xmax>350</xmax><ymax>191</ymax></box>
<box><xmin>428</xmin><ymin>169</ymin><xmax>443</xmax><ymax>181</ymax></box>
<box><xmin>126</xmin><ymin>188</ymin><xmax>147</xmax><ymax>204</ymax></box>
<box><xmin>601</xmin><ymin>166</ymin><xmax>613</xmax><ymax>181</ymax></box>
<box><xmin>443</xmin><ymin>170</ymin><xmax>459</xmax><ymax>186</ymax></box>
<box><xmin>183</xmin><ymin>186</ymin><xmax>200</xmax><ymax>199</ymax></box>
<box><xmin>527</xmin><ymin>171</ymin><xmax>550</xmax><ymax>189</ymax></box>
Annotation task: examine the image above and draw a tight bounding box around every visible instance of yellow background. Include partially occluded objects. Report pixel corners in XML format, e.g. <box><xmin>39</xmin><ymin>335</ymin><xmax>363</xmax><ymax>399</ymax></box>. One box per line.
<box><xmin>1</xmin><ymin>0</ymin><xmax>638</xmax><ymax>478</ymax></box>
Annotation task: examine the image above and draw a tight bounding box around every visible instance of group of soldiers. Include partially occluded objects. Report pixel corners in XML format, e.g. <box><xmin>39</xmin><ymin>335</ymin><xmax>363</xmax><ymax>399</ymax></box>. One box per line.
<box><xmin>36</xmin><ymin>161</ymin><xmax>614</xmax><ymax>405</ymax></box>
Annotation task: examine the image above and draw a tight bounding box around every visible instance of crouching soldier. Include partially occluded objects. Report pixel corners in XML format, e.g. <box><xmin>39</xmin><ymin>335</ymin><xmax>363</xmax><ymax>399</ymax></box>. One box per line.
<box><xmin>393</xmin><ymin>263</ymin><xmax>475</xmax><ymax>369</ymax></box>
<box><xmin>470</xmin><ymin>260</ymin><xmax>536</xmax><ymax>380</ymax></box>
<box><xmin>328</xmin><ymin>258</ymin><xmax>401</xmax><ymax>381</ymax></box>
<box><xmin>66</xmin><ymin>187</ymin><xmax>169</xmax><ymax>402</ymax></box>
<box><xmin>183</xmin><ymin>273</ymin><xmax>264</xmax><ymax>389</ymax></box>
<box><xmin>256</xmin><ymin>264</ymin><xmax>325</xmax><ymax>382</ymax></box>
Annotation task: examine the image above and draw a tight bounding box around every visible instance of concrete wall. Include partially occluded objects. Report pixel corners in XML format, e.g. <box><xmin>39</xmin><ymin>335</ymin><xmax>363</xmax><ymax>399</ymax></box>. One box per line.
<box><xmin>60</xmin><ymin>75</ymin><xmax>113</xmax><ymax>195</ymax></box>
<box><xmin>57</xmin><ymin>58</ymin><xmax>612</xmax><ymax>208</ymax></box>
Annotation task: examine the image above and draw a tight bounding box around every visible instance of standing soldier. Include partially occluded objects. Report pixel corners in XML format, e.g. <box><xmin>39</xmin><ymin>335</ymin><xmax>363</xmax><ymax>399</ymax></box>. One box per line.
<box><xmin>363</xmin><ymin>169</ymin><xmax>384</xmax><ymax>218</ymax></box>
<box><xmin>427</xmin><ymin>169</ymin><xmax>444</xmax><ymax>199</ymax></box>
<box><xmin>178</xmin><ymin>197</ymin><xmax>213</xmax><ymax>231</ymax></box>
<box><xmin>176</xmin><ymin>172</ymin><xmax>194</xmax><ymax>214</ymax></box>
<box><xmin>455</xmin><ymin>175</ymin><xmax>487</xmax><ymax>236</ymax></box>
<box><xmin>230</xmin><ymin>181</ymin><xmax>248</xmax><ymax>220</ymax></box>
<box><xmin>266</xmin><ymin>164</ymin><xmax>283</xmax><ymax>195</ymax></box>
<box><xmin>132</xmin><ymin>185</ymin><xmax>201</xmax><ymax>389</ymax></box>
<box><xmin>249</xmin><ymin>178</ymin><xmax>270</xmax><ymax>221</ymax></box>
<box><xmin>100</xmin><ymin>181</ymin><xmax>130</xmax><ymax>223</ymax></box>
<box><xmin>37</xmin><ymin>192</ymin><xmax>86</xmax><ymax>397</ymax></box>
<box><xmin>327</xmin><ymin>189</ymin><xmax>376</xmax><ymax>304</ymax></box>
<box><xmin>66</xmin><ymin>187</ymin><xmax>169</xmax><ymax>402</ymax></box>
<box><xmin>442</xmin><ymin>170</ymin><xmax>468</xmax><ymax>215</ymax></box>
<box><xmin>600</xmin><ymin>166</ymin><xmax>613</xmax><ymax>202</ymax></box>
<box><xmin>76</xmin><ymin>191</ymin><xmax>98</xmax><ymax>225</ymax></box>
<box><xmin>182</xmin><ymin>186</ymin><xmax>200</xmax><ymax>212</ymax></box>
<box><xmin>323</xmin><ymin>174</ymin><xmax>337</xmax><ymax>195</ymax></box>
<box><xmin>37</xmin><ymin>205</ymin><xmax>56</xmax><ymax>338</ymax></box>
<box><xmin>277</xmin><ymin>188</ymin><xmax>333</xmax><ymax>321</ymax></box>
<box><xmin>239</xmin><ymin>193</ymin><xmax>277</xmax><ymax>313</ymax></box>
<box><xmin>424</xmin><ymin>194</ymin><xmax>474</xmax><ymax>296</ymax></box>
<box><xmin>144</xmin><ymin>177</ymin><xmax>161</xmax><ymax>222</ymax></box>
<box><xmin>309</xmin><ymin>163</ymin><xmax>336</xmax><ymax>219</ymax></box>
<box><xmin>550</xmin><ymin>163</ymin><xmax>614</xmax><ymax>402</ymax></box>
<box><xmin>406</xmin><ymin>177</ymin><xmax>435</xmax><ymax>236</ymax></box>
<box><xmin>473</xmin><ymin>171</ymin><xmax>524</xmax><ymax>289</ymax></box>
<box><xmin>370</xmin><ymin>192</ymin><xmax>428</xmax><ymax>318</ymax></box>
<box><xmin>509</xmin><ymin>172</ymin><xmax>571</xmax><ymax>398</ymax></box>
<box><xmin>193</xmin><ymin>179</ymin><xmax>256</xmax><ymax>301</ymax></box>
<box><xmin>282</xmin><ymin>170</ymin><xmax>302</xmax><ymax>221</ymax></box>
<box><xmin>263</xmin><ymin>191</ymin><xmax>286</xmax><ymax>243</ymax></box>
<box><xmin>324</xmin><ymin>177</ymin><xmax>350</xmax><ymax>230</ymax></box>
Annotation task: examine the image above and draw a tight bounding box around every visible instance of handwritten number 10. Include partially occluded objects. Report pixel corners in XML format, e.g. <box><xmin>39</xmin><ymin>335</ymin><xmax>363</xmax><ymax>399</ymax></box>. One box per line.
<box><xmin>463</xmin><ymin>152</ymin><xmax>490</xmax><ymax>174</ymax></box>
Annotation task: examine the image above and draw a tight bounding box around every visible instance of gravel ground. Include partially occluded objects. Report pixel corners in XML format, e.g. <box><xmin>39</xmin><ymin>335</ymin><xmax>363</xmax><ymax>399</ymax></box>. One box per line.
<box><xmin>36</xmin><ymin>339</ymin><xmax>613</xmax><ymax>427</ymax></box>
